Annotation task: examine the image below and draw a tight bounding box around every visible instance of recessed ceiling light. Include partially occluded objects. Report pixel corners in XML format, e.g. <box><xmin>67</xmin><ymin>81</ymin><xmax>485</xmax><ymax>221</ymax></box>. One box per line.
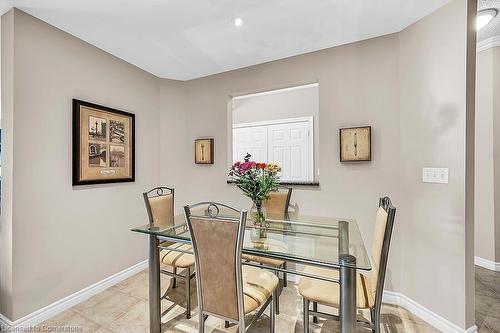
<box><xmin>232</xmin><ymin>16</ymin><xmax>244</xmax><ymax>27</ymax></box>
<box><xmin>477</xmin><ymin>9</ymin><xmax>497</xmax><ymax>31</ymax></box>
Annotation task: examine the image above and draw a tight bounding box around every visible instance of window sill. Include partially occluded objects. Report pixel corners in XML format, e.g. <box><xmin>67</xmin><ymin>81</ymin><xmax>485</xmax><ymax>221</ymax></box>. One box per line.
<box><xmin>226</xmin><ymin>179</ymin><xmax>319</xmax><ymax>187</ymax></box>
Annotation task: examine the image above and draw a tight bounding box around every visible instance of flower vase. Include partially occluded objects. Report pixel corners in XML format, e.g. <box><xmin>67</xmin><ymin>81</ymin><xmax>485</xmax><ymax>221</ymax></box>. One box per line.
<box><xmin>250</xmin><ymin>201</ymin><xmax>267</xmax><ymax>239</ymax></box>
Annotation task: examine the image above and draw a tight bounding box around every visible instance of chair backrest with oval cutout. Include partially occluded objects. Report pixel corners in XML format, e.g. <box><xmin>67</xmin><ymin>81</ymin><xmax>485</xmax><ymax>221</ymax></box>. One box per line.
<box><xmin>143</xmin><ymin>187</ymin><xmax>174</xmax><ymax>227</ymax></box>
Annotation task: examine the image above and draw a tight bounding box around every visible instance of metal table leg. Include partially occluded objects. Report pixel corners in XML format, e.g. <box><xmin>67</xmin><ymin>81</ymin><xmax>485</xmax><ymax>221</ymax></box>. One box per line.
<box><xmin>340</xmin><ymin>254</ymin><xmax>357</xmax><ymax>333</ymax></box>
<box><xmin>149</xmin><ymin>235</ymin><xmax>161</xmax><ymax>333</ymax></box>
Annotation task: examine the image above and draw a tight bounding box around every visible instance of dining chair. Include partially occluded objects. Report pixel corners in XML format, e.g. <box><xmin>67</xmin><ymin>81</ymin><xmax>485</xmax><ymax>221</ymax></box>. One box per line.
<box><xmin>297</xmin><ymin>196</ymin><xmax>396</xmax><ymax>333</ymax></box>
<box><xmin>143</xmin><ymin>186</ymin><xmax>196</xmax><ymax>319</ymax></box>
<box><xmin>184</xmin><ymin>202</ymin><xmax>278</xmax><ymax>333</ymax></box>
<box><xmin>241</xmin><ymin>186</ymin><xmax>292</xmax><ymax>314</ymax></box>
<box><xmin>265</xmin><ymin>186</ymin><xmax>293</xmax><ymax>218</ymax></box>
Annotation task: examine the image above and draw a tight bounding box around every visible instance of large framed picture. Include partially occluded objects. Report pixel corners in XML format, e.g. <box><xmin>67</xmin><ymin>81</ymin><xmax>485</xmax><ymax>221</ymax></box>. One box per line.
<box><xmin>72</xmin><ymin>99</ymin><xmax>135</xmax><ymax>185</ymax></box>
<box><xmin>339</xmin><ymin>126</ymin><xmax>371</xmax><ymax>162</ymax></box>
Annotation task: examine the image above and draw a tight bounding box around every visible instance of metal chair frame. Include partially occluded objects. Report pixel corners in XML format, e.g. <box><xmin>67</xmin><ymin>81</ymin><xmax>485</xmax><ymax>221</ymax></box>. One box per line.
<box><xmin>143</xmin><ymin>186</ymin><xmax>196</xmax><ymax>319</ymax></box>
<box><xmin>302</xmin><ymin>196</ymin><xmax>396</xmax><ymax>333</ymax></box>
<box><xmin>276</xmin><ymin>185</ymin><xmax>293</xmax><ymax>216</ymax></box>
<box><xmin>184</xmin><ymin>202</ymin><xmax>276</xmax><ymax>333</ymax></box>
<box><xmin>275</xmin><ymin>185</ymin><xmax>293</xmax><ymax>288</ymax></box>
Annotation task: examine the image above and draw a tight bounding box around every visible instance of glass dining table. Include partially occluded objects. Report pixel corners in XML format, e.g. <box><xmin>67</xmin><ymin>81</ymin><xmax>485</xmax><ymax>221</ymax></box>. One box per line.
<box><xmin>131</xmin><ymin>210</ymin><xmax>372</xmax><ymax>333</ymax></box>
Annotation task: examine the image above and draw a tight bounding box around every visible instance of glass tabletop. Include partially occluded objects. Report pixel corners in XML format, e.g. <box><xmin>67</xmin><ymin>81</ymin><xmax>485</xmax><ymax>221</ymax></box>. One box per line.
<box><xmin>132</xmin><ymin>211</ymin><xmax>372</xmax><ymax>271</ymax></box>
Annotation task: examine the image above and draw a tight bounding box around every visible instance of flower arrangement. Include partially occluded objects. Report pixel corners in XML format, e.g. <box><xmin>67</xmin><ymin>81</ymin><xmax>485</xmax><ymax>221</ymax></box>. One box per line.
<box><xmin>229</xmin><ymin>153</ymin><xmax>281</xmax><ymax>227</ymax></box>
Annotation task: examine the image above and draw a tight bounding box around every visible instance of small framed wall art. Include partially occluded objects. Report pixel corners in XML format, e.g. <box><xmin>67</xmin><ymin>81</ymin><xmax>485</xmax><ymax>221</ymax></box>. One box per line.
<box><xmin>339</xmin><ymin>126</ymin><xmax>371</xmax><ymax>162</ymax></box>
<box><xmin>72</xmin><ymin>99</ymin><xmax>135</xmax><ymax>185</ymax></box>
<box><xmin>195</xmin><ymin>138</ymin><xmax>214</xmax><ymax>164</ymax></box>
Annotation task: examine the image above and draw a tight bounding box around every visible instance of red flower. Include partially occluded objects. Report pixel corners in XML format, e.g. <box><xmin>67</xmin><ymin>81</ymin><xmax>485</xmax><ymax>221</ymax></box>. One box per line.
<box><xmin>240</xmin><ymin>162</ymin><xmax>252</xmax><ymax>172</ymax></box>
<box><xmin>230</xmin><ymin>160</ymin><xmax>268</xmax><ymax>173</ymax></box>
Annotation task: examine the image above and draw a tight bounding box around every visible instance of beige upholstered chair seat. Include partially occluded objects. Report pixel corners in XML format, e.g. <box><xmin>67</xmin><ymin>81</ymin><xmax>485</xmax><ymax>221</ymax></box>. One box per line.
<box><xmin>298</xmin><ymin>266</ymin><xmax>374</xmax><ymax>309</ymax></box>
<box><xmin>159</xmin><ymin>243</ymin><xmax>195</xmax><ymax>268</ymax></box>
<box><xmin>242</xmin><ymin>266</ymin><xmax>279</xmax><ymax>313</ymax></box>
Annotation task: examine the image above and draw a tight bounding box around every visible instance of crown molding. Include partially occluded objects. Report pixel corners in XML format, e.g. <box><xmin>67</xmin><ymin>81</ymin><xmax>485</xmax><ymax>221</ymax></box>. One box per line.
<box><xmin>477</xmin><ymin>36</ymin><xmax>500</xmax><ymax>52</ymax></box>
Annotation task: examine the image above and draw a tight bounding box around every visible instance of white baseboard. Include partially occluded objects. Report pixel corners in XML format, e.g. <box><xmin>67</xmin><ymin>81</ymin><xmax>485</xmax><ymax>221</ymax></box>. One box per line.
<box><xmin>475</xmin><ymin>256</ymin><xmax>500</xmax><ymax>272</ymax></box>
<box><xmin>383</xmin><ymin>291</ymin><xmax>478</xmax><ymax>333</ymax></box>
<box><xmin>0</xmin><ymin>260</ymin><xmax>148</xmax><ymax>329</ymax></box>
<box><xmin>466</xmin><ymin>326</ymin><xmax>479</xmax><ymax>333</ymax></box>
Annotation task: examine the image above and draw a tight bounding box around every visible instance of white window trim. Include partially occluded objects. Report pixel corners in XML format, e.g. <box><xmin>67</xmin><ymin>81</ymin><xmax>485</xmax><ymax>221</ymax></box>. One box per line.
<box><xmin>232</xmin><ymin>83</ymin><xmax>319</xmax><ymax>101</ymax></box>
<box><xmin>233</xmin><ymin>116</ymin><xmax>313</xmax><ymax>128</ymax></box>
<box><xmin>232</xmin><ymin>116</ymin><xmax>314</xmax><ymax>182</ymax></box>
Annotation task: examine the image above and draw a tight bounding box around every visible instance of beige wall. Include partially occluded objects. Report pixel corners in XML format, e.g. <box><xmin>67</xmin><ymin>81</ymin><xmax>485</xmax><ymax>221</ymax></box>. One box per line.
<box><xmin>232</xmin><ymin>85</ymin><xmax>319</xmax><ymax>124</ymax></box>
<box><xmin>475</xmin><ymin>48</ymin><xmax>496</xmax><ymax>262</ymax></box>
<box><xmin>161</xmin><ymin>34</ymin><xmax>403</xmax><ymax>302</ymax></box>
<box><xmin>1</xmin><ymin>10</ymin><xmax>14</xmax><ymax>319</ymax></box>
<box><xmin>164</xmin><ymin>0</ymin><xmax>471</xmax><ymax>328</ymax></box>
<box><xmin>474</xmin><ymin>46</ymin><xmax>500</xmax><ymax>264</ymax></box>
<box><xmin>179</xmin><ymin>36</ymin><xmax>402</xmax><ymax>282</ymax></box>
<box><xmin>465</xmin><ymin>0</ymin><xmax>476</xmax><ymax>325</ymax></box>
<box><xmin>0</xmin><ymin>1</ymin><xmax>474</xmax><ymax>329</ymax></box>
<box><xmin>492</xmin><ymin>47</ymin><xmax>500</xmax><ymax>261</ymax></box>
<box><xmin>159</xmin><ymin>79</ymin><xmax>190</xmax><ymax>209</ymax></box>
<box><xmin>398</xmin><ymin>0</ymin><xmax>472</xmax><ymax>327</ymax></box>
<box><xmin>1</xmin><ymin>9</ymin><xmax>162</xmax><ymax>319</ymax></box>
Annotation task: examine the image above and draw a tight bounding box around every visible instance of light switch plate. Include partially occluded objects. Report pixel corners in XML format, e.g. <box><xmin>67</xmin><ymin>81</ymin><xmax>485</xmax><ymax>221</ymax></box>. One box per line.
<box><xmin>422</xmin><ymin>167</ymin><xmax>449</xmax><ymax>184</ymax></box>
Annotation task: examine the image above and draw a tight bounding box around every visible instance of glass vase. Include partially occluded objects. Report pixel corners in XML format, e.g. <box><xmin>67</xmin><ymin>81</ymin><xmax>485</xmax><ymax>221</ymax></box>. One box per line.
<box><xmin>250</xmin><ymin>201</ymin><xmax>267</xmax><ymax>238</ymax></box>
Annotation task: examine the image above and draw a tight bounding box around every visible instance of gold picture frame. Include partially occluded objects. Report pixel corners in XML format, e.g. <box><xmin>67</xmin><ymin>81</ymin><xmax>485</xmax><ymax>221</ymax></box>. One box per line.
<box><xmin>73</xmin><ymin>99</ymin><xmax>135</xmax><ymax>185</ymax></box>
<box><xmin>340</xmin><ymin>126</ymin><xmax>371</xmax><ymax>162</ymax></box>
<box><xmin>195</xmin><ymin>138</ymin><xmax>214</xmax><ymax>164</ymax></box>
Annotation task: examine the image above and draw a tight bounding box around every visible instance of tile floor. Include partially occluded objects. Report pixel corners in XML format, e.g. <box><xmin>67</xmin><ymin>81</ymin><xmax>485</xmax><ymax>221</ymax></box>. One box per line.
<box><xmin>476</xmin><ymin>266</ymin><xmax>500</xmax><ymax>332</ymax></box>
<box><xmin>37</xmin><ymin>267</ymin><xmax>443</xmax><ymax>333</ymax></box>
<box><xmin>27</xmin><ymin>266</ymin><xmax>500</xmax><ymax>332</ymax></box>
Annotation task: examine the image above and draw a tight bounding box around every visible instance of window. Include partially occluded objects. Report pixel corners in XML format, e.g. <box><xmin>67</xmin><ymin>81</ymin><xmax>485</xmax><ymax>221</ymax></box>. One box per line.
<box><xmin>231</xmin><ymin>83</ymin><xmax>319</xmax><ymax>183</ymax></box>
<box><xmin>233</xmin><ymin>117</ymin><xmax>313</xmax><ymax>182</ymax></box>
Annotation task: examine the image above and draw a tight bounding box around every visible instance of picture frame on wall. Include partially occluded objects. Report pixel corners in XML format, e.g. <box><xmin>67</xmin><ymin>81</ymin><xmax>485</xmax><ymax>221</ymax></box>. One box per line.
<box><xmin>339</xmin><ymin>126</ymin><xmax>371</xmax><ymax>162</ymax></box>
<box><xmin>194</xmin><ymin>138</ymin><xmax>214</xmax><ymax>164</ymax></box>
<box><xmin>72</xmin><ymin>99</ymin><xmax>135</xmax><ymax>185</ymax></box>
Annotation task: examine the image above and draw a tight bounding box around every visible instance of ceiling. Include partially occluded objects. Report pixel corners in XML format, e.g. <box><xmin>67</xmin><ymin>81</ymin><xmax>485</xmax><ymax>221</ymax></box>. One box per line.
<box><xmin>0</xmin><ymin>0</ymin><xmax>450</xmax><ymax>80</ymax></box>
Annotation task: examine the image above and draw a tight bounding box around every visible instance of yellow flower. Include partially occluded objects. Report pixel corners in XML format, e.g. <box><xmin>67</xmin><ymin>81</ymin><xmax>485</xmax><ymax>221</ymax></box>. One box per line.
<box><xmin>265</xmin><ymin>163</ymin><xmax>281</xmax><ymax>173</ymax></box>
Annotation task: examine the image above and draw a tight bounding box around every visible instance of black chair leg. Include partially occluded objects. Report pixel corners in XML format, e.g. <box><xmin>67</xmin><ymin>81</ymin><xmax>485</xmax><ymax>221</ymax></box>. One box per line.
<box><xmin>186</xmin><ymin>267</ymin><xmax>191</xmax><ymax>319</ymax></box>
<box><xmin>172</xmin><ymin>267</ymin><xmax>177</xmax><ymax>288</ymax></box>
<box><xmin>283</xmin><ymin>262</ymin><xmax>288</xmax><ymax>287</ymax></box>
<box><xmin>274</xmin><ymin>269</ymin><xmax>280</xmax><ymax>315</ymax></box>
<box><xmin>270</xmin><ymin>290</ymin><xmax>276</xmax><ymax>333</ymax></box>
<box><xmin>312</xmin><ymin>302</ymin><xmax>318</xmax><ymax>323</ymax></box>
<box><xmin>225</xmin><ymin>321</ymin><xmax>230</xmax><ymax>328</ymax></box>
